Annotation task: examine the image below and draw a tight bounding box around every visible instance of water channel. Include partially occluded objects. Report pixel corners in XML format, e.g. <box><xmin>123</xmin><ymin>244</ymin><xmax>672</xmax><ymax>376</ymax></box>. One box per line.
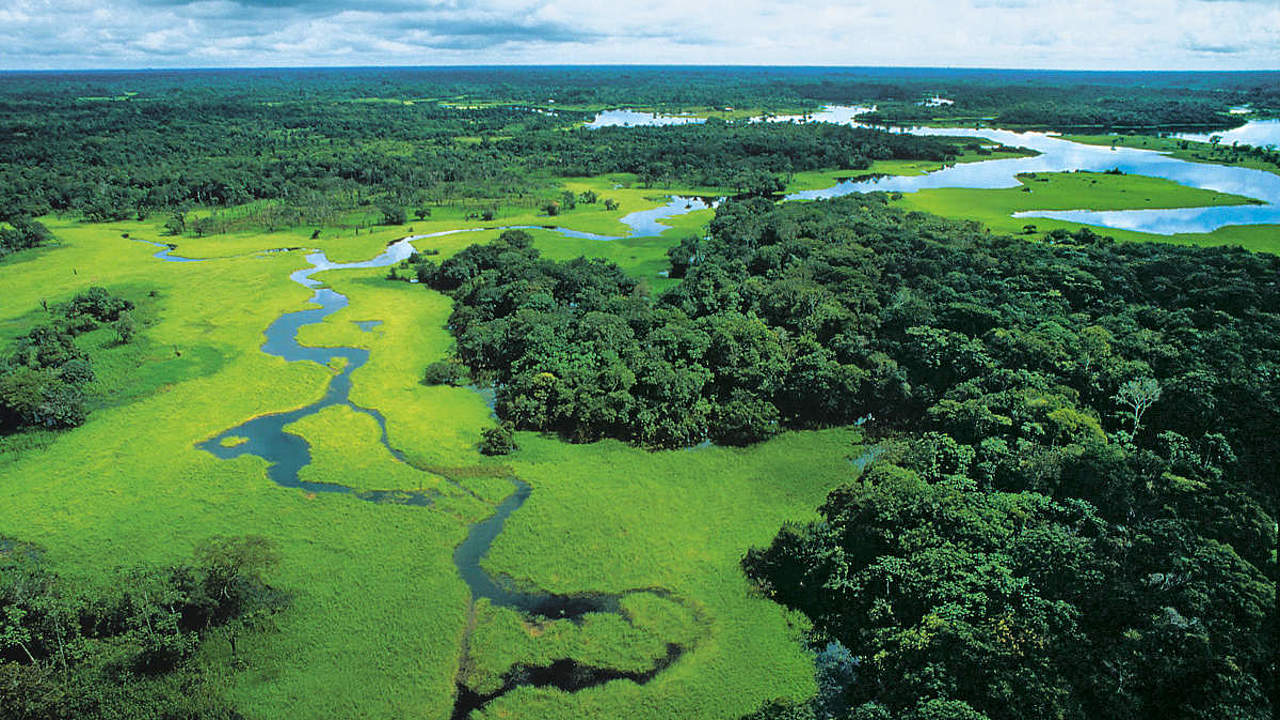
<box><xmin>163</xmin><ymin>237</ymin><xmax>697</xmax><ymax>718</ymax></box>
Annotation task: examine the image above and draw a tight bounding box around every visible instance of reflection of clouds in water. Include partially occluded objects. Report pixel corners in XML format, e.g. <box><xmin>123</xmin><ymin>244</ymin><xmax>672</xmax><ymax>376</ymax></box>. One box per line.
<box><xmin>619</xmin><ymin>196</ymin><xmax>721</xmax><ymax>237</ymax></box>
<box><xmin>770</xmin><ymin>111</ymin><xmax>1280</xmax><ymax>235</ymax></box>
<box><xmin>1173</xmin><ymin>120</ymin><xmax>1280</xmax><ymax>148</ymax></box>
<box><xmin>1016</xmin><ymin>204</ymin><xmax>1280</xmax><ymax>235</ymax></box>
<box><xmin>584</xmin><ymin>106</ymin><xmax>1280</xmax><ymax>234</ymax></box>
<box><xmin>585</xmin><ymin>109</ymin><xmax>706</xmax><ymax>129</ymax></box>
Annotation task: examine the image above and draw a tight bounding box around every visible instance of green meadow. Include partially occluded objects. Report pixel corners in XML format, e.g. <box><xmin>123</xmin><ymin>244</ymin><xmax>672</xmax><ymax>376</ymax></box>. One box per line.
<box><xmin>885</xmin><ymin>170</ymin><xmax>1280</xmax><ymax>254</ymax></box>
<box><xmin>1062</xmin><ymin>133</ymin><xmax>1280</xmax><ymax>177</ymax></box>
<box><xmin>0</xmin><ymin>196</ymin><xmax>857</xmax><ymax>720</ymax></box>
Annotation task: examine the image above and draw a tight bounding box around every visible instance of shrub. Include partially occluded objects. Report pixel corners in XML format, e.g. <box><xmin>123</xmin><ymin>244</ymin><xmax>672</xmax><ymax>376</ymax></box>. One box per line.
<box><xmin>479</xmin><ymin>422</ymin><xmax>516</xmax><ymax>456</ymax></box>
<box><xmin>422</xmin><ymin>360</ymin><xmax>467</xmax><ymax>387</ymax></box>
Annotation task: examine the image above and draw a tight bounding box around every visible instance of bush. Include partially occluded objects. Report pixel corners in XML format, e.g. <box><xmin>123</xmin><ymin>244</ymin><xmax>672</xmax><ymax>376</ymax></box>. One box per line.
<box><xmin>422</xmin><ymin>360</ymin><xmax>467</xmax><ymax>387</ymax></box>
<box><xmin>64</xmin><ymin>287</ymin><xmax>134</xmax><ymax>324</ymax></box>
<box><xmin>479</xmin><ymin>422</ymin><xmax>516</xmax><ymax>456</ymax></box>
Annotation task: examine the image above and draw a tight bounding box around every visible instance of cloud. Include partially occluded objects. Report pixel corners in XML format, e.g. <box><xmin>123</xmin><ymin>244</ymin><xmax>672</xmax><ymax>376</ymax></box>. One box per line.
<box><xmin>1181</xmin><ymin>40</ymin><xmax>1248</xmax><ymax>54</ymax></box>
<box><xmin>0</xmin><ymin>0</ymin><xmax>1277</xmax><ymax>70</ymax></box>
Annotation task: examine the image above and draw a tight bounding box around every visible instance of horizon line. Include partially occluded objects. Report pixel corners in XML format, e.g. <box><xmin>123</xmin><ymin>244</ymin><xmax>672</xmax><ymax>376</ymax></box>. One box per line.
<box><xmin>3</xmin><ymin>63</ymin><xmax>1279</xmax><ymax>75</ymax></box>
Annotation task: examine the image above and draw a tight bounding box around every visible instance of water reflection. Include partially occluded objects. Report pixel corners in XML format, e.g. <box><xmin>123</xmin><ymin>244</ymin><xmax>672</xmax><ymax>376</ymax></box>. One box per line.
<box><xmin>1172</xmin><ymin>119</ymin><xmax>1280</xmax><ymax>147</ymax></box>
<box><xmin>585</xmin><ymin>109</ymin><xmax>705</xmax><ymax>128</ymax></box>
<box><xmin>584</xmin><ymin>106</ymin><xmax>1280</xmax><ymax>235</ymax></box>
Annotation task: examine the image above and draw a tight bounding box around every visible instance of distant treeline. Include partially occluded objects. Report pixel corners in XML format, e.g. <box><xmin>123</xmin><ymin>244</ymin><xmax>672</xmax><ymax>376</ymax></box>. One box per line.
<box><xmin>865</xmin><ymin>95</ymin><xmax>1239</xmax><ymax>129</ymax></box>
<box><xmin>499</xmin><ymin>120</ymin><xmax>958</xmax><ymax>190</ymax></box>
<box><xmin>0</xmin><ymin>68</ymin><xmax>1273</xmax><ymax>227</ymax></box>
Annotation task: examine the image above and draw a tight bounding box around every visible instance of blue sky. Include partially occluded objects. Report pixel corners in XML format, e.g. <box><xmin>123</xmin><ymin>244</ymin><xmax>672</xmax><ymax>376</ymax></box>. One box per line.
<box><xmin>1</xmin><ymin>0</ymin><xmax>1277</xmax><ymax>70</ymax></box>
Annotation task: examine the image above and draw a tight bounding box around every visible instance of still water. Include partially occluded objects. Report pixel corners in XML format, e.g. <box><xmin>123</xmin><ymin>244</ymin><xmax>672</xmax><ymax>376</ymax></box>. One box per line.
<box><xmin>1172</xmin><ymin>119</ymin><xmax>1280</xmax><ymax>147</ymax></box>
<box><xmin>586</xmin><ymin>106</ymin><xmax>1280</xmax><ymax>235</ymax></box>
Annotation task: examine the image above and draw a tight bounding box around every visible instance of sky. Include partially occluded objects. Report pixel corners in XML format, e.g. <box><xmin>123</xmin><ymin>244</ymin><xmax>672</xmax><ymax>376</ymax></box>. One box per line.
<box><xmin>0</xmin><ymin>0</ymin><xmax>1277</xmax><ymax>71</ymax></box>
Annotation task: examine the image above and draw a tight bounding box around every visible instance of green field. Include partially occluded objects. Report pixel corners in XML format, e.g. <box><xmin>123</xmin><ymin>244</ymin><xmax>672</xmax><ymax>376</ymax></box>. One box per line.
<box><xmin>1063</xmin><ymin>133</ymin><xmax>1280</xmax><ymax>176</ymax></box>
<box><xmin>0</xmin><ymin>198</ymin><xmax>862</xmax><ymax>719</ymax></box>
<box><xmin>881</xmin><ymin>170</ymin><xmax>1280</xmax><ymax>254</ymax></box>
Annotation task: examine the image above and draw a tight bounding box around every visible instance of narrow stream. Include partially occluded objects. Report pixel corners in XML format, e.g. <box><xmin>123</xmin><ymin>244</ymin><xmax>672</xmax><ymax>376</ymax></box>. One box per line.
<box><xmin>196</xmin><ymin>239</ymin><xmax>436</xmax><ymax>504</ymax></box>
<box><xmin>171</xmin><ymin>237</ymin><xmax>698</xmax><ymax>718</ymax></box>
<box><xmin>412</xmin><ymin>197</ymin><xmax>719</xmax><ymax>244</ymax></box>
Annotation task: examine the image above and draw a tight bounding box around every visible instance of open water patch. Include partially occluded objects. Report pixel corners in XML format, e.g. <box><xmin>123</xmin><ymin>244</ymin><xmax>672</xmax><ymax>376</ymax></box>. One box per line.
<box><xmin>586</xmin><ymin>105</ymin><xmax>1280</xmax><ymax>235</ymax></box>
<box><xmin>133</xmin><ymin>239</ymin><xmax>205</xmax><ymax>262</ymax></box>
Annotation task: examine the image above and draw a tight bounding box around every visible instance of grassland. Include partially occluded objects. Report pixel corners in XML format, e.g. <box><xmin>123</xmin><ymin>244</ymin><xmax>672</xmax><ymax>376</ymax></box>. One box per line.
<box><xmin>0</xmin><ymin>203</ymin><xmax>858</xmax><ymax>720</ymax></box>
<box><xmin>1062</xmin><ymin>133</ymin><xmax>1280</xmax><ymax>176</ymax></box>
<box><xmin>880</xmin><ymin>171</ymin><xmax>1280</xmax><ymax>255</ymax></box>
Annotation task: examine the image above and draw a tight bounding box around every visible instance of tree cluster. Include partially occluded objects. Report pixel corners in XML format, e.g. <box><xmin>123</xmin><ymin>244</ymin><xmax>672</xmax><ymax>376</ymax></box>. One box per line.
<box><xmin>1</xmin><ymin>535</ymin><xmax>287</xmax><ymax>720</ymax></box>
<box><xmin>0</xmin><ymin>288</ymin><xmax>136</xmax><ymax>433</ymax></box>
<box><xmin>499</xmin><ymin>120</ymin><xmax>957</xmax><ymax>190</ymax></box>
<box><xmin>0</xmin><ymin>217</ymin><xmax>53</xmax><ymax>258</ymax></box>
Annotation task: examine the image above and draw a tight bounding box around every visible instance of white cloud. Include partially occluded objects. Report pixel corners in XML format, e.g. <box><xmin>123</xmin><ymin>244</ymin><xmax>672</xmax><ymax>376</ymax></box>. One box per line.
<box><xmin>0</xmin><ymin>0</ymin><xmax>1276</xmax><ymax>69</ymax></box>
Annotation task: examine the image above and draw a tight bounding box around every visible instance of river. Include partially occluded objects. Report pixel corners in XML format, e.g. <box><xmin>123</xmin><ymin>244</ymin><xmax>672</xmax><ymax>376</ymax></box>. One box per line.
<box><xmin>586</xmin><ymin>107</ymin><xmax>1280</xmax><ymax>236</ymax></box>
<box><xmin>164</xmin><ymin>238</ymin><xmax>698</xmax><ymax>718</ymax></box>
<box><xmin>154</xmin><ymin>107</ymin><xmax>1276</xmax><ymax>715</ymax></box>
<box><xmin>1171</xmin><ymin>119</ymin><xmax>1280</xmax><ymax>147</ymax></box>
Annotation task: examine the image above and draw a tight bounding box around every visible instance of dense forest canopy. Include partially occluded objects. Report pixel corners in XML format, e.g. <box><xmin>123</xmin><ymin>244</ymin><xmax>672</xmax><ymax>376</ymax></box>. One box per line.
<box><xmin>426</xmin><ymin>196</ymin><xmax>1278</xmax><ymax>719</ymax></box>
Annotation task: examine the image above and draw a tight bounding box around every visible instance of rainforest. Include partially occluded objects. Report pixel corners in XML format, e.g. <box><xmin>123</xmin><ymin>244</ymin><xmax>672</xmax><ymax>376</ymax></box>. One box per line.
<box><xmin>0</xmin><ymin>66</ymin><xmax>1276</xmax><ymax>720</ymax></box>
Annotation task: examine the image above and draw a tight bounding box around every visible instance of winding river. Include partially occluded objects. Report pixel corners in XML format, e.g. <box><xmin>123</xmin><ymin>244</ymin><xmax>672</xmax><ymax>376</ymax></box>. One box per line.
<box><xmin>166</xmin><ymin>238</ymin><xmax>698</xmax><ymax>718</ymax></box>
<box><xmin>412</xmin><ymin>196</ymin><xmax>719</xmax><ymax>244</ymax></box>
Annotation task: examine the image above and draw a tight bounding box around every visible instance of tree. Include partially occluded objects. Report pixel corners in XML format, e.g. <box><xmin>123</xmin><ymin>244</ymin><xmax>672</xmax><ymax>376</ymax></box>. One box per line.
<box><xmin>414</xmin><ymin>207</ymin><xmax>431</xmax><ymax>221</ymax></box>
<box><xmin>114</xmin><ymin>312</ymin><xmax>137</xmax><ymax>344</ymax></box>
<box><xmin>0</xmin><ymin>605</ymin><xmax>37</xmax><ymax>664</ymax></box>
<box><xmin>193</xmin><ymin>535</ymin><xmax>282</xmax><ymax>625</ymax></box>
<box><xmin>191</xmin><ymin>216</ymin><xmax>216</xmax><ymax>238</ymax></box>
<box><xmin>422</xmin><ymin>360</ymin><xmax>467</xmax><ymax>386</ymax></box>
<box><xmin>667</xmin><ymin>236</ymin><xmax>701</xmax><ymax>279</ymax></box>
<box><xmin>379</xmin><ymin>204</ymin><xmax>407</xmax><ymax>226</ymax></box>
<box><xmin>1114</xmin><ymin>377</ymin><xmax>1161</xmax><ymax>438</ymax></box>
<box><xmin>163</xmin><ymin>212</ymin><xmax>186</xmax><ymax>236</ymax></box>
